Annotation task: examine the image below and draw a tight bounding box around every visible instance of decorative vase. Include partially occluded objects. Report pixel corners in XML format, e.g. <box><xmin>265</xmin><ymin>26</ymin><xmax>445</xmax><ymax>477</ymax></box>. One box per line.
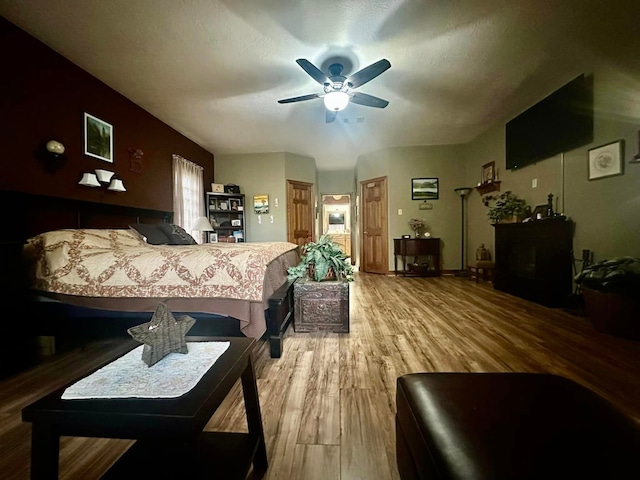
<box><xmin>476</xmin><ymin>244</ymin><xmax>491</xmax><ymax>261</ymax></box>
<box><xmin>500</xmin><ymin>215</ymin><xmax>520</xmax><ymax>224</ymax></box>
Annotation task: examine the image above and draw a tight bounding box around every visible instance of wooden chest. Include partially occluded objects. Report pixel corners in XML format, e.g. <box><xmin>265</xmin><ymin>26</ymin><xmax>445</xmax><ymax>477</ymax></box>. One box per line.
<box><xmin>293</xmin><ymin>277</ymin><xmax>350</xmax><ymax>333</ymax></box>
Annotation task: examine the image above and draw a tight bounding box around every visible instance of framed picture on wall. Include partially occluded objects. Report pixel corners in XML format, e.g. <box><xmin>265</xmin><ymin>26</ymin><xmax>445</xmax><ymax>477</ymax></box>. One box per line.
<box><xmin>84</xmin><ymin>112</ymin><xmax>113</xmax><ymax>163</ymax></box>
<box><xmin>254</xmin><ymin>194</ymin><xmax>269</xmax><ymax>214</ymax></box>
<box><xmin>588</xmin><ymin>140</ymin><xmax>624</xmax><ymax>180</ymax></box>
<box><xmin>411</xmin><ymin>178</ymin><xmax>439</xmax><ymax>200</ymax></box>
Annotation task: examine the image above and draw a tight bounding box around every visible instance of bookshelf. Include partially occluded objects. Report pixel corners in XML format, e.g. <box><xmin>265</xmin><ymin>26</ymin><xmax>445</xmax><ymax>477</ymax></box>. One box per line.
<box><xmin>206</xmin><ymin>192</ymin><xmax>246</xmax><ymax>242</ymax></box>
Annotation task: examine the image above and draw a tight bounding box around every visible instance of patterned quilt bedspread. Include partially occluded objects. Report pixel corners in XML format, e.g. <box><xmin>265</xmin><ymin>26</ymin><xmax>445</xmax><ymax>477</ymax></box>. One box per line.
<box><xmin>25</xmin><ymin>229</ymin><xmax>299</xmax><ymax>302</ymax></box>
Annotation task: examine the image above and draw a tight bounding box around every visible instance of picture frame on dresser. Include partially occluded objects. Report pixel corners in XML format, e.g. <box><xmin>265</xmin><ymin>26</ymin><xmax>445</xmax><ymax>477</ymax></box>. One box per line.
<box><xmin>84</xmin><ymin>112</ymin><xmax>113</xmax><ymax>163</ymax></box>
<box><xmin>532</xmin><ymin>204</ymin><xmax>547</xmax><ymax>220</ymax></box>
<box><xmin>481</xmin><ymin>161</ymin><xmax>496</xmax><ymax>184</ymax></box>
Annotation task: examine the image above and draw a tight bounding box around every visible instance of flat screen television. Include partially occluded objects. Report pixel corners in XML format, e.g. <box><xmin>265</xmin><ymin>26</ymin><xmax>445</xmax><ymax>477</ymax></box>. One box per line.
<box><xmin>505</xmin><ymin>74</ymin><xmax>593</xmax><ymax>170</ymax></box>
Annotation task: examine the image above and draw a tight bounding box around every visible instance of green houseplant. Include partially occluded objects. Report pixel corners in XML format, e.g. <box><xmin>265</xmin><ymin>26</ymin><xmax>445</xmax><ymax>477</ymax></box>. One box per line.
<box><xmin>287</xmin><ymin>234</ymin><xmax>354</xmax><ymax>282</ymax></box>
<box><xmin>484</xmin><ymin>191</ymin><xmax>528</xmax><ymax>224</ymax></box>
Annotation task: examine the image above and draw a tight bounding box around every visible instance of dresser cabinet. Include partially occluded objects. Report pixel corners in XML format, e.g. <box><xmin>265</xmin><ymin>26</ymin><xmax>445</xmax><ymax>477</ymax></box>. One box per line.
<box><xmin>494</xmin><ymin>217</ymin><xmax>573</xmax><ymax>307</ymax></box>
<box><xmin>393</xmin><ymin>238</ymin><xmax>441</xmax><ymax>276</ymax></box>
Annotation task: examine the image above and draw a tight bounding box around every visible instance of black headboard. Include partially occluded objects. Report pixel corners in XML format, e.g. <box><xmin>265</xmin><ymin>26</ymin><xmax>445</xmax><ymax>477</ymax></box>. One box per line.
<box><xmin>1</xmin><ymin>190</ymin><xmax>173</xmax><ymax>241</ymax></box>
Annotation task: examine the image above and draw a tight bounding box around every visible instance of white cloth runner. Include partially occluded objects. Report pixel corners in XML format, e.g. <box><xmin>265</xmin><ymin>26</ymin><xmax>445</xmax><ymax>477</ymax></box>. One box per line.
<box><xmin>61</xmin><ymin>341</ymin><xmax>230</xmax><ymax>400</ymax></box>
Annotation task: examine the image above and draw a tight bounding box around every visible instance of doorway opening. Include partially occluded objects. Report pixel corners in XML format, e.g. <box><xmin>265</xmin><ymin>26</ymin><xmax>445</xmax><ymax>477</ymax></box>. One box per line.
<box><xmin>321</xmin><ymin>194</ymin><xmax>352</xmax><ymax>261</ymax></box>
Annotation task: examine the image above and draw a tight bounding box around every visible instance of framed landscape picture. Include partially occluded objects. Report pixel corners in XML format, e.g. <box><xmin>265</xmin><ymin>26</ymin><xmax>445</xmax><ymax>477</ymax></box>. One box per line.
<box><xmin>84</xmin><ymin>112</ymin><xmax>113</xmax><ymax>163</ymax></box>
<box><xmin>412</xmin><ymin>178</ymin><xmax>439</xmax><ymax>200</ymax></box>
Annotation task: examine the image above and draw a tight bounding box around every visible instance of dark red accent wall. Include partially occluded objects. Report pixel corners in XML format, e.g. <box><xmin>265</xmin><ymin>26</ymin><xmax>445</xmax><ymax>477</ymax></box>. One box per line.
<box><xmin>0</xmin><ymin>17</ymin><xmax>214</xmax><ymax>213</ymax></box>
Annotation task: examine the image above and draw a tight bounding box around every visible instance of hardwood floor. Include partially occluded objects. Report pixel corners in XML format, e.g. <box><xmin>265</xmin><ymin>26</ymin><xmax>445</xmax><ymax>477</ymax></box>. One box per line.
<box><xmin>2</xmin><ymin>274</ymin><xmax>639</xmax><ymax>479</ymax></box>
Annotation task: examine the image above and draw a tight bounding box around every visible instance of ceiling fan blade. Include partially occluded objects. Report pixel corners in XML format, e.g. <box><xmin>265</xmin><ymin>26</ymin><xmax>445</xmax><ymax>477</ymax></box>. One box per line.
<box><xmin>326</xmin><ymin>110</ymin><xmax>338</xmax><ymax>123</ymax></box>
<box><xmin>350</xmin><ymin>92</ymin><xmax>389</xmax><ymax>108</ymax></box>
<box><xmin>278</xmin><ymin>93</ymin><xmax>320</xmax><ymax>104</ymax></box>
<box><xmin>348</xmin><ymin>59</ymin><xmax>391</xmax><ymax>88</ymax></box>
<box><xmin>296</xmin><ymin>59</ymin><xmax>329</xmax><ymax>85</ymax></box>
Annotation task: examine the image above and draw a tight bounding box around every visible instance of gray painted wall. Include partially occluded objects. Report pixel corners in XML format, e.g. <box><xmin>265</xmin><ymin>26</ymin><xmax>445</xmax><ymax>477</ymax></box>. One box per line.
<box><xmin>351</xmin><ymin>64</ymin><xmax>639</xmax><ymax>273</ymax></box>
<box><xmin>215</xmin><ymin>152</ymin><xmax>317</xmax><ymax>242</ymax></box>
<box><xmin>214</xmin><ymin>65</ymin><xmax>638</xmax><ymax>271</ymax></box>
<box><xmin>462</xmin><ymin>65</ymin><xmax>640</xmax><ymax>265</ymax></box>
<box><xmin>214</xmin><ymin>152</ymin><xmax>287</xmax><ymax>242</ymax></box>
<box><xmin>356</xmin><ymin>145</ymin><xmax>466</xmax><ymax>271</ymax></box>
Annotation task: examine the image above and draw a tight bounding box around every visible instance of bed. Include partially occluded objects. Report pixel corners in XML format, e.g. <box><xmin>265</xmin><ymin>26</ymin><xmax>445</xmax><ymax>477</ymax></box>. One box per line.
<box><xmin>4</xmin><ymin>191</ymin><xmax>298</xmax><ymax>358</ymax></box>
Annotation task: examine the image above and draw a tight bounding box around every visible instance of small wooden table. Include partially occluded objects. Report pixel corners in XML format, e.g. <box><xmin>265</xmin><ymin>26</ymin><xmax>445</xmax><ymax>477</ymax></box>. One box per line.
<box><xmin>22</xmin><ymin>336</ymin><xmax>267</xmax><ymax>479</ymax></box>
<box><xmin>393</xmin><ymin>238</ymin><xmax>441</xmax><ymax>277</ymax></box>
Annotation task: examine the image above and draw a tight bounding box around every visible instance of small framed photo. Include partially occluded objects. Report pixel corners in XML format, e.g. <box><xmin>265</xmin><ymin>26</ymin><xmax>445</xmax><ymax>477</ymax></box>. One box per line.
<box><xmin>219</xmin><ymin>201</ymin><xmax>229</xmax><ymax>210</ymax></box>
<box><xmin>588</xmin><ymin>140</ymin><xmax>624</xmax><ymax>180</ymax></box>
<box><xmin>84</xmin><ymin>112</ymin><xmax>113</xmax><ymax>163</ymax></box>
<box><xmin>230</xmin><ymin>199</ymin><xmax>240</xmax><ymax>211</ymax></box>
<box><xmin>411</xmin><ymin>178</ymin><xmax>439</xmax><ymax>200</ymax></box>
<box><xmin>209</xmin><ymin>232</ymin><xmax>218</xmax><ymax>243</ymax></box>
<box><xmin>532</xmin><ymin>204</ymin><xmax>547</xmax><ymax>220</ymax></box>
<box><xmin>231</xmin><ymin>219</ymin><xmax>242</xmax><ymax>226</ymax></box>
<box><xmin>481</xmin><ymin>161</ymin><xmax>495</xmax><ymax>184</ymax></box>
<box><xmin>254</xmin><ymin>194</ymin><xmax>269</xmax><ymax>214</ymax></box>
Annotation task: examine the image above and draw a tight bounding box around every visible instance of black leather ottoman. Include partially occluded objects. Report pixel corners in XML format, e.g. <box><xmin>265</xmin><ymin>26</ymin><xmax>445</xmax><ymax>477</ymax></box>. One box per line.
<box><xmin>396</xmin><ymin>373</ymin><xmax>640</xmax><ymax>479</ymax></box>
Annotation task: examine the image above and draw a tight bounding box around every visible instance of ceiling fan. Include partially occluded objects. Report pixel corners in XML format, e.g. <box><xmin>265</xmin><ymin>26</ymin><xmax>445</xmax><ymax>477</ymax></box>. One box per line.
<box><xmin>278</xmin><ymin>58</ymin><xmax>391</xmax><ymax>123</ymax></box>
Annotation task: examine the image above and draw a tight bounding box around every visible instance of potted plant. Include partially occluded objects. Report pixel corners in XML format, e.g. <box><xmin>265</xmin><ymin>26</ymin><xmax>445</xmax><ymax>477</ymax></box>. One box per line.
<box><xmin>484</xmin><ymin>191</ymin><xmax>528</xmax><ymax>224</ymax></box>
<box><xmin>574</xmin><ymin>256</ymin><xmax>640</xmax><ymax>339</ymax></box>
<box><xmin>408</xmin><ymin>218</ymin><xmax>428</xmax><ymax>238</ymax></box>
<box><xmin>287</xmin><ymin>234</ymin><xmax>354</xmax><ymax>282</ymax></box>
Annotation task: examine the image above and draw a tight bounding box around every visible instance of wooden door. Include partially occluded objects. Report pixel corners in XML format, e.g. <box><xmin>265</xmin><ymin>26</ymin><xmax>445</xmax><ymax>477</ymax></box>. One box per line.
<box><xmin>360</xmin><ymin>176</ymin><xmax>388</xmax><ymax>274</ymax></box>
<box><xmin>287</xmin><ymin>180</ymin><xmax>314</xmax><ymax>248</ymax></box>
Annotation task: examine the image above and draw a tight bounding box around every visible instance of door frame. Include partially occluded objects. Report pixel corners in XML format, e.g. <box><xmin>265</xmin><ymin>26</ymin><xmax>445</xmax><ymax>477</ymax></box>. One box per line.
<box><xmin>286</xmin><ymin>179</ymin><xmax>314</xmax><ymax>245</ymax></box>
<box><xmin>359</xmin><ymin>176</ymin><xmax>389</xmax><ymax>274</ymax></box>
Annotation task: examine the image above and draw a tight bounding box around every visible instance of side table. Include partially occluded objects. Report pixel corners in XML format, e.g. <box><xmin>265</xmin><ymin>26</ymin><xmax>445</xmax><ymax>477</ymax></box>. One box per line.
<box><xmin>293</xmin><ymin>277</ymin><xmax>350</xmax><ymax>333</ymax></box>
<box><xmin>22</xmin><ymin>336</ymin><xmax>266</xmax><ymax>479</ymax></box>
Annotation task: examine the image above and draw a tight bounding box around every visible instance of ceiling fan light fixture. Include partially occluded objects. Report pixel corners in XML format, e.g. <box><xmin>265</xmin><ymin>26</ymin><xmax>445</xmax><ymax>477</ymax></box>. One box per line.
<box><xmin>324</xmin><ymin>91</ymin><xmax>350</xmax><ymax>111</ymax></box>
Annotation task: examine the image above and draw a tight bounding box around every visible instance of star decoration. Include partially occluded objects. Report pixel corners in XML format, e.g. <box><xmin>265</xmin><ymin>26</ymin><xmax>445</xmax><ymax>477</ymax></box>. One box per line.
<box><xmin>127</xmin><ymin>302</ymin><xmax>196</xmax><ymax>367</ymax></box>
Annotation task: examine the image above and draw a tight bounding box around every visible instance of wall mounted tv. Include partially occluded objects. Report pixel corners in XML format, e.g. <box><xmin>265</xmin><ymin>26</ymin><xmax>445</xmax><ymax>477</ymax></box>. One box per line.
<box><xmin>505</xmin><ymin>74</ymin><xmax>593</xmax><ymax>170</ymax></box>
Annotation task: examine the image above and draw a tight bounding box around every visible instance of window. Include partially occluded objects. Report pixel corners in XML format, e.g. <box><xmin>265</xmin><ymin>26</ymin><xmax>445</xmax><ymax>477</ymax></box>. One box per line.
<box><xmin>172</xmin><ymin>154</ymin><xmax>204</xmax><ymax>236</ymax></box>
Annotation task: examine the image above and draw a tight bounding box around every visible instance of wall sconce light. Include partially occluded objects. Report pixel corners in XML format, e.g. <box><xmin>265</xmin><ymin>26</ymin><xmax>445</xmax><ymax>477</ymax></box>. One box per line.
<box><xmin>78</xmin><ymin>169</ymin><xmax>126</xmax><ymax>192</ymax></box>
<box><xmin>37</xmin><ymin>139</ymin><xmax>67</xmax><ymax>172</ymax></box>
<box><xmin>108</xmin><ymin>177</ymin><xmax>126</xmax><ymax>192</ymax></box>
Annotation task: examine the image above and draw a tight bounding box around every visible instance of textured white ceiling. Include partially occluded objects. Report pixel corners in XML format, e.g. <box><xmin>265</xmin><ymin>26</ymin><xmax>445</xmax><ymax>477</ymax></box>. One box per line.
<box><xmin>2</xmin><ymin>0</ymin><xmax>639</xmax><ymax>171</ymax></box>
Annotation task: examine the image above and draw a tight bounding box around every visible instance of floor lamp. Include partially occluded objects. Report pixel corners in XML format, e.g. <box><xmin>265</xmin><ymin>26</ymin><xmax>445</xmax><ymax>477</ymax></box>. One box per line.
<box><xmin>454</xmin><ymin>187</ymin><xmax>473</xmax><ymax>276</ymax></box>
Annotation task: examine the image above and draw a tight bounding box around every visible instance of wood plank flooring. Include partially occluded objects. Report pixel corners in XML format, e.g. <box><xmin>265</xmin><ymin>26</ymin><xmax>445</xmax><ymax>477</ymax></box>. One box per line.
<box><xmin>2</xmin><ymin>273</ymin><xmax>640</xmax><ymax>479</ymax></box>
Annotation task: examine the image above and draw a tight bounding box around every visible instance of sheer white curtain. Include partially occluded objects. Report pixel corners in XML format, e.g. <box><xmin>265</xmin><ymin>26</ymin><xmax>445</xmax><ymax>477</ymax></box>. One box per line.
<box><xmin>172</xmin><ymin>154</ymin><xmax>204</xmax><ymax>236</ymax></box>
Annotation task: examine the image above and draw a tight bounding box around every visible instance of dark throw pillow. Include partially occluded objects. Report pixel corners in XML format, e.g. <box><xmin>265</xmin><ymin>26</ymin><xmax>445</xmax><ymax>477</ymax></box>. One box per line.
<box><xmin>130</xmin><ymin>224</ymin><xmax>170</xmax><ymax>245</ymax></box>
<box><xmin>159</xmin><ymin>223</ymin><xmax>198</xmax><ymax>245</ymax></box>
